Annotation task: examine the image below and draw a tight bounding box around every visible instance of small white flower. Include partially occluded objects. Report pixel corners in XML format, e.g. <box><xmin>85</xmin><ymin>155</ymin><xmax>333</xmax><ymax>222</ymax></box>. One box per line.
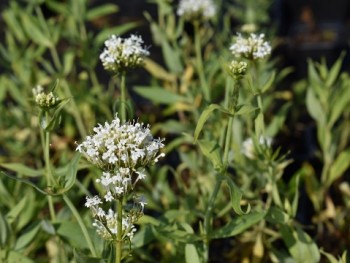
<box><xmin>85</xmin><ymin>196</ymin><xmax>102</xmax><ymax>208</ymax></box>
<box><xmin>177</xmin><ymin>0</ymin><xmax>216</xmax><ymax>20</ymax></box>
<box><xmin>230</xmin><ymin>33</ymin><xmax>271</xmax><ymax>60</ymax></box>
<box><xmin>242</xmin><ymin>136</ymin><xmax>272</xmax><ymax>159</ymax></box>
<box><xmin>100</xmin><ymin>34</ymin><xmax>149</xmax><ymax>73</ymax></box>
<box><xmin>104</xmin><ymin>191</ymin><xmax>114</xmax><ymax>202</ymax></box>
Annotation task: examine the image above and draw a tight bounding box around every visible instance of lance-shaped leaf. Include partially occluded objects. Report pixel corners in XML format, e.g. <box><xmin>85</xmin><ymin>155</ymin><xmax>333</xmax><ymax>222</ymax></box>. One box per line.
<box><xmin>211</xmin><ymin>211</ymin><xmax>265</xmax><ymax>239</ymax></box>
<box><xmin>197</xmin><ymin>139</ymin><xmax>223</xmax><ymax>171</ymax></box>
<box><xmin>225</xmin><ymin>176</ymin><xmax>250</xmax><ymax>215</ymax></box>
<box><xmin>194</xmin><ymin>103</ymin><xmax>230</xmax><ymax>142</ymax></box>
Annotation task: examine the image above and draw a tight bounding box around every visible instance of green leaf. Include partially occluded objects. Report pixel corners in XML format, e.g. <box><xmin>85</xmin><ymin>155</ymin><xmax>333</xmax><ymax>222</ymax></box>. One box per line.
<box><xmin>14</xmin><ymin>222</ymin><xmax>41</xmax><ymax>251</ymax></box>
<box><xmin>63</xmin><ymin>51</ymin><xmax>75</xmax><ymax>76</ymax></box>
<box><xmin>266</xmin><ymin>102</ymin><xmax>291</xmax><ymax>137</ymax></box>
<box><xmin>6</xmin><ymin>196</ymin><xmax>27</xmax><ymax>224</ymax></box>
<box><xmin>261</xmin><ymin>71</ymin><xmax>276</xmax><ymax>93</ymax></box>
<box><xmin>0</xmin><ymin>171</ymin><xmax>48</xmax><ymax>195</ymax></box>
<box><xmin>7</xmin><ymin>250</ymin><xmax>35</xmax><ymax>263</ymax></box>
<box><xmin>20</xmin><ymin>14</ymin><xmax>52</xmax><ymax>47</ymax></box>
<box><xmin>225</xmin><ymin>176</ymin><xmax>250</xmax><ymax>215</ymax></box>
<box><xmin>161</xmin><ymin>39</ymin><xmax>183</xmax><ymax>73</ymax></box>
<box><xmin>320</xmin><ymin>249</ymin><xmax>340</xmax><ymax>263</ymax></box>
<box><xmin>327</xmin><ymin>148</ymin><xmax>350</xmax><ymax>187</ymax></box>
<box><xmin>86</xmin><ymin>4</ymin><xmax>119</xmax><ymax>21</ymax></box>
<box><xmin>0</xmin><ymin>211</ymin><xmax>11</xmax><ymax>247</ymax></box>
<box><xmin>197</xmin><ymin>139</ymin><xmax>223</xmax><ymax>171</ymax></box>
<box><xmin>254</xmin><ymin>112</ymin><xmax>264</xmax><ymax>137</ymax></box>
<box><xmin>280</xmin><ymin>225</ymin><xmax>320</xmax><ymax>263</ymax></box>
<box><xmin>185</xmin><ymin>244</ymin><xmax>201</xmax><ymax>263</ymax></box>
<box><xmin>235</xmin><ymin>104</ymin><xmax>259</xmax><ymax>115</ymax></box>
<box><xmin>56</xmin><ymin>153</ymin><xmax>81</xmax><ymax>194</ymax></box>
<box><xmin>42</xmin><ymin>98</ymin><xmax>71</xmax><ymax>131</ymax></box>
<box><xmin>3</xmin><ymin>10</ymin><xmax>26</xmax><ymax>43</ymax></box>
<box><xmin>328</xmin><ymin>87</ymin><xmax>350</xmax><ymax>127</ymax></box>
<box><xmin>95</xmin><ymin>22</ymin><xmax>140</xmax><ymax>46</ymax></box>
<box><xmin>74</xmin><ymin>249</ymin><xmax>104</xmax><ymax>263</ymax></box>
<box><xmin>265</xmin><ymin>206</ymin><xmax>290</xmax><ymax>224</ymax></box>
<box><xmin>0</xmin><ymin>163</ymin><xmax>43</xmax><ymax>177</ymax></box>
<box><xmin>144</xmin><ymin>58</ymin><xmax>176</xmax><ymax>82</ymax></box>
<box><xmin>211</xmin><ymin>211</ymin><xmax>265</xmax><ymax>239</ymax></box>
<box><xmin>306</xmin><ymin>88</ymin><xmax>325</xmax><ymax>125</ymax></box>
<box><xmin>56</xmin><ymin>221</ymin><xmax>89</xmax><ymax>250</ymax></box>
<box><xmin>194</xmin><ymin>103</ymin><xmax>228</xmax><ymax>141</ymax></box>
<box><xmin>326</xmin><ymin>51</ymin><xmax>345</xmax><ymax>87</ymax></box>
<box><xmin>132</xmin><ymin>225</ymin><xmax>155</xmax><ymax>248</ymax></box>
<box><xmin>133</xmin><ymin>86</ymin><xmax>187</xmax><ymax>104</ymax></box>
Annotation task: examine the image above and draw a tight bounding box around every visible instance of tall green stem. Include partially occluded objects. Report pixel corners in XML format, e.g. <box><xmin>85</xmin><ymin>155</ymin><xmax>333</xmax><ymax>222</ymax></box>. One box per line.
<box><xmin>115</xmin><ymin>197</ymin><xmax>123</xmax><ymax>263</ymax></box>
<box><xmin>194</xmin><ymin>20</ymin><xmax>210</xmax><ymax>101</ymax></box>
<box><xmin>62</xmin><ymin>194</ymin><xmax>97</xmax><ymax>257</ymax></box>
<box><xmin>61</xmin><ymin>81</ymin><xmax>87</xmax><ymax>138</ymax></box>
<box><xmin>44</xmin><ymin>112</ymin><xmax>56</xmax><ymax>222</ymax></box>
<box><xmin>203</xmin><ymin>80</ymin><xmax>236</xmax><ymax>261</ymax></box>
<box><xmin>120</xmin><ymin>72</ymin><xmax>127</xmax><ymax>123</ymax></box>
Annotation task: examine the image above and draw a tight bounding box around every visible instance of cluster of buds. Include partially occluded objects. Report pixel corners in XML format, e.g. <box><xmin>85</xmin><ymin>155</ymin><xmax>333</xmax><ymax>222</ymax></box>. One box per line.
<box><xmin>230</xmin><ymin>33</ymin><xmax>271</xmax><ymax>61</ymax></box>
<box><xmin>177</xmin><ymin>0</ymin><xmax>216</xmax><ymax>21</ymax></box>
<box><xmin>32</xmin><ymin>85</ymin><xmax>59</xmax><ymax>110</ymax></box>
<box><xmin>227</xmin><ymin>60</ymin><xmax>248</xmax><ymax>80</ymax></box>
<box><xmin>76</xmin><ymin>114</ymin><xmax>165</xmax><ymax>241</ymax></box>
<box><xmin>99</xmin><ymin>34</ymin><xmax>149</xmax><ymax>73</ymax></box>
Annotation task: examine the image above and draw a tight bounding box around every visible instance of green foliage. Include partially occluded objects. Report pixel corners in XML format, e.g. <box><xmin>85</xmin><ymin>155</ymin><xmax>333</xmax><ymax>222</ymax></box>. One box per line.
<box><xmin>0</xmin><ymin>0</ymin><xmax>349</xmax><ymax>262</ymax></box>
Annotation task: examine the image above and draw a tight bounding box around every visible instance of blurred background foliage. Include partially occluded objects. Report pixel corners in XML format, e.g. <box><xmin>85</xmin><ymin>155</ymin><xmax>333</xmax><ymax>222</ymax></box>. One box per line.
<box><xmin>0</xmin><ymin>0</ymin><xmax>350</xmax><ymax>262</ymax></box>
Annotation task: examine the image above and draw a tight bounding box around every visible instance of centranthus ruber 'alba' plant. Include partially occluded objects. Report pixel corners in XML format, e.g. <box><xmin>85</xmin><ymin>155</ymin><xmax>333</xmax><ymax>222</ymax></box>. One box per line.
<box><xmin>76</xmin><ymin>114</ymin><xmax>165</xmax><ymax>261</ymax></box>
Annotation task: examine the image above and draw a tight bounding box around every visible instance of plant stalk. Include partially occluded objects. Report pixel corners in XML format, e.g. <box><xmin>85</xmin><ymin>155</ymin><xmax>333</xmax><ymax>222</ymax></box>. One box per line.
<box><xmin>194</xmin><ymin>20</ymin><xmax>210</xmax><ymax>101</ymax></box>
<box><xmin>62</xmin><ymin>194</ymin><xmax>97</xmax><ymax>257</ymax></box>
<box><xmin>120</xmin><ymin>72</ymin><xmax>127</xmax><ymax>123</ymax></box>
<box><xmin>115</xmin><ymin>197</ymin><xmax>123</xmax><ymax>263</ymax></box>
<box><xmin>44</xmin><ymin>111</ymin><xmax>56</xmax><ymax>222</ymax></box>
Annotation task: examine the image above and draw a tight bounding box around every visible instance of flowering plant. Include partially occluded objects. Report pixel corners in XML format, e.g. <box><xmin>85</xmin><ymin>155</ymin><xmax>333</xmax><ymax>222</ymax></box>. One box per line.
<box><xmin>177</xmin><ymin>0</ymin><xmax>216</xmax><ymax>21</ymax></box>
<box><xmin>230</xmin><ymin>33</ymin><xmax>271</xmax><ymax>60</ymax></box>
<box><xmin>100</xmin><ymin>34</ymin><xmax>150</xmax><ymax>73</ymax></box>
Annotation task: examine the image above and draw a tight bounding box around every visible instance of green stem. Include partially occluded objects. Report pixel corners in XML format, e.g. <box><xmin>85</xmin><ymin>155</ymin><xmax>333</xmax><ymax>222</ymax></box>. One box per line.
<box><xmin>223</xmin><ymin>116</ymin><xmax>234</xmax><ymax>169</ymax></box>
<box><xmin>256</xmin><ymin>93</ymin><xmax>265</xmax><ymax>136</ymax></box>
<box><xmin>62</xmin><ymin>194</ymin><xmax>97</xmax><ymax>257</ymax></box>
<box><xmin>49</xmin><ymin>47</ymin><xmax>63</xmax><ymax>72</ymax></box>
<box><xmin>194</xmin><ymin>20</ymin><xmax>210</xmax><ymax>101</ymax></box>
<box><xmin>203</xmin><ymin>176</ymin><xmax>223</xmax><ymax>262</ymax></box>
<box><xmin>61</xmin><ymin>81</ymin><xmax>87</xmax><ymax>138</ymax></box>
<box><xmin>44</xmin><ymin>112</ymin><xmax>56</xmax><ymax>222</ymax></box>
<box><xmin>115</xmin><ymin>197</ymin><xmax>123</xmax><ymax>263</ymax></box>
<box><xmin>120</xmin><ymin>72</ymin><xmax>127</xmax><ymax>123</ymax></box>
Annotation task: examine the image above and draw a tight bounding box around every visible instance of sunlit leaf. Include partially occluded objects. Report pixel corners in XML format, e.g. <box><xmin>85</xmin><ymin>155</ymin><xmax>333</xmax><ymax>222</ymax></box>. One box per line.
<box><xmin>280</xmin><ymin>225</ymin><xmax>320</xmax><ymax>263</ymax></box>
<box><xmin>211</xmin><ymin>211</ymin><xmax>265</xmax><ymax>239</ymax></box>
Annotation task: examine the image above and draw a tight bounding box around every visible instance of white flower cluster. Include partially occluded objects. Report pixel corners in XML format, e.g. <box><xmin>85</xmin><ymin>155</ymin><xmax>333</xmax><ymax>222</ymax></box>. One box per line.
<box><xmin>85</xmin><ymin>196</ymin><xmax>138</xmax><ymax>241</ymax></box>
<box><xmin>77</xmin><ymin>115</ymin><xmax>164</xmax><ymax>241</ymax></box>
<box><xmin>242</xmin><ymin>136</ymin><xmax>272</xmax><ymax>159</ymax></box>
<box><xmin>177</xmin><ymin>0</ymin><xmax>216</xmax><ymax>20</ymax></box>
<box><xmin>100</xmin><ymin>34</ymin><xmax>150</xmax><ymax>73</ymax></box>
<box><xmin>32</xmin><ymin>85</ymin><xmax>58</xmax><ymax>109</ymax></box>
<box><xmin>230</xmin><ymin>33</ymin><xmax>271</xmax><ymax>60</ymax></box>
<box><xmin>76</xmin><ymin>115</ymin><xmax>165</xmax><ymax>176</ymax></box>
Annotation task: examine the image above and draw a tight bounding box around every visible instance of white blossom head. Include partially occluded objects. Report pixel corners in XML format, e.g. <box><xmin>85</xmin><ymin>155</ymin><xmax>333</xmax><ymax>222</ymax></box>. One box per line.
<box><xmin>32</xmin><ymin>85</ymin><xmax>59</xmax><ymax>110</ymax></box>
<box><xmin>177</xmin><ymin>0</ymin><xmax>216</xmax><ymax>21</ymax></box>
<box><xmin>99</xmin><ymin>34</ymin><xmax>150</xmax><ymax>73</ymax></box>
<box><xmin>230</xmin><ymin>33</ymin><xmax>271</xmax><ymax>60</ymax></box>
<box><xmin>91</xmin><ymin>209</ymin><xmax>137</xmax><ymax>241</ymax></box>
<box><xmin>76</xmin><ymin>114</ymin><xmax>165</xmax><ymax>195</ymax></box>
